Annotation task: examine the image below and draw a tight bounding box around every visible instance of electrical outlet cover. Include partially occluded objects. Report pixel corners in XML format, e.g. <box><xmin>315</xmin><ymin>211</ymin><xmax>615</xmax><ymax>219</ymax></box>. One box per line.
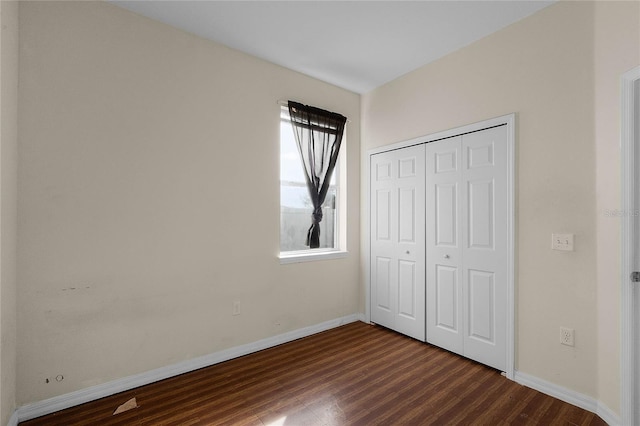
<box><xmin>560</xmin><ymin>327</ymin><xmax>575</xmax><ymax>346</ymax></box>
<box><xmin>552</xmin><ymin>233</ymin><xmax>574</xmax><ymax>251</ymax></box>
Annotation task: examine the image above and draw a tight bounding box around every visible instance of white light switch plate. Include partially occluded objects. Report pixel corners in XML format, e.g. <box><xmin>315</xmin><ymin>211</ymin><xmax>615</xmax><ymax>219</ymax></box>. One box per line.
<box><xmin>552</xmin><ymin>233</ymin><xmax>574</xmax><ymax>251</ymax></box>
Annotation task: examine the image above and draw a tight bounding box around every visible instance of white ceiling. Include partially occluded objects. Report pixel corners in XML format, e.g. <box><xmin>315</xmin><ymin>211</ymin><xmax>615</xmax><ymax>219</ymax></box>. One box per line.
<box><xmin>111</xmin><ymin>1</ymin><xmax>555</xmax><ymax>94</ymax></box>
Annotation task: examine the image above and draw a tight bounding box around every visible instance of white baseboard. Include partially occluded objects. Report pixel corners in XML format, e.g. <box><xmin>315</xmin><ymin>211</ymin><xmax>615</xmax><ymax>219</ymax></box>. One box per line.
<box><xmin>15</xmin><ymin>314</ymin><xmax>361</xmax><ymax>423</ymax></box>
<box><xmin>515</xmin><ymin>371</ymin><xmax>597</xmax><ymax>412</ymax></box>
<box><xmin>7</xmin><ymin>410</ymin><xmax>18</xmax><ymax>426</ymax></box>
<box><xmin>514</xmin><ymin>371</ymin><xmax>620</xmax><ymax>426</ymax></box>
<box><xmin>597</xmin><ymin>401</ymin><xmax>621</xmax><ymax>426</ymax></box>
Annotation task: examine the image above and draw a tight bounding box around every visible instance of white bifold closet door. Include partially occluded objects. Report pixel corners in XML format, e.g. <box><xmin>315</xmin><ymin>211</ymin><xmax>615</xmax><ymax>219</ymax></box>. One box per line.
<box><xmin>370</xmin><ymin>144</ymin><xmax>426</xmax><ymax>341</ymax></box>
<box><xmin>426</xmin><ymin>125</ymin><xmax>508</xmax><ymax>371</ymax></box>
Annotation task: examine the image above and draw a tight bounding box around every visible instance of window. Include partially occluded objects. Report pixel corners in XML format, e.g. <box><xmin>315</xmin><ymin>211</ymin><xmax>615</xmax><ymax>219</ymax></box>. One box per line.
<box><xmin>279</xmin><ymin>107</ymin><xmax>345</xmax><ymax>262</ymax></box>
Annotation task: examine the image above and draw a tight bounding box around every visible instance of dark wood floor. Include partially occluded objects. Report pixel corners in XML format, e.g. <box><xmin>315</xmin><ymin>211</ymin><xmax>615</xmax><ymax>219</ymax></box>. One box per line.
<box><xmin>22</xmin><ymin>321</ymin><xmax>606</xmax><ymax>426</ymax></box>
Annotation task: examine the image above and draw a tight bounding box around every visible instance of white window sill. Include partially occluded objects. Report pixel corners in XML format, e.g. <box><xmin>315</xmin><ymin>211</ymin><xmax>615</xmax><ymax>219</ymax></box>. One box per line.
<box><xmin>279</xmin><ymin>250</ymin><xmax>348</xmax><ymax>264</ymax></box>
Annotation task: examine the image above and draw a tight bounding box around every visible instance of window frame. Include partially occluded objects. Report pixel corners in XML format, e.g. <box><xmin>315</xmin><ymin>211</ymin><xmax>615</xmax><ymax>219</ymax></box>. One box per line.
<box><xmin>278</xmin><ymin>106</ymin><xmax>347</xmax><ymax>264</ymax></box>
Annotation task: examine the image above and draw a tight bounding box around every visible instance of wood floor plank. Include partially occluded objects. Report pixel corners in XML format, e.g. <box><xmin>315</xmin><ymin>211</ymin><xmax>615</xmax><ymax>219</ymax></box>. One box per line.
<box><xmin>21</xmin><ymin>322</ymin><xmax>607</xmax><ymax>426</ymax></box>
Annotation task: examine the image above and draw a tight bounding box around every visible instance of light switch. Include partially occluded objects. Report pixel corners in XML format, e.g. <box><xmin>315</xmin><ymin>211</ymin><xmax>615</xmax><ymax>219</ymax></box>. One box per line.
<box><xmin>552</xmin><ymin>233</ymin><xmax>574</xmax><ymax>251</ymax></box>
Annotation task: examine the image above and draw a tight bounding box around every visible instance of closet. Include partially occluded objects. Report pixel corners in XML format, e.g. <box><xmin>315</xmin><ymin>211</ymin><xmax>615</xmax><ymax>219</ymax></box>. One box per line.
<box><xmin>370</xmin><ymin>120</ymin><xmax>512</xmax><ymax>372</ymax></box>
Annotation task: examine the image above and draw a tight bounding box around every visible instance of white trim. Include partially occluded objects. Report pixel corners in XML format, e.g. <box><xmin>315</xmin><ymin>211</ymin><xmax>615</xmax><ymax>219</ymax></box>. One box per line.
<box><xmin>15</xmin><ymin>314</ymin><xmax>361</xmax><ymax>423</ymax></box>
<box><xmin>598</xmin><ymin>401</ymin><xmax>622</xmax><ymax>426</ymax></box>
<box><xmin>279</xmin><ymin>249</ymin><xmax>348</xmax><ymax>264</ymax></box>
<box><xmin>365</xmin><ymin>114</ymin><xmax>516</xmax><ymax>380</ymax></box>
<box><xmin>621</xmin><ymin>65</ymin><xmax>640</xmax><ymax>426</ymax></box>
<box><xmin>363</xmin><ymin>151</ymin><xmax>371</xmax><ymax>324</ymax></box>
<box><xmin>7</xmin><ymin>410</ymin><xmax>18</xmax><ymax>426</ymax></box>
<box><xmin>515</xmin><ymin>371</ymin><xmax>597</xmax><ymax>413</ymax></box>
<box><xmin>505</xmin><ymin>113</ymin><xmax>516</xmax><ymax>381</ymax></box>
<box><xmin>514</xmin><ymin>371</ymin><xmax>618</xmax><ymax>423</ymax></box>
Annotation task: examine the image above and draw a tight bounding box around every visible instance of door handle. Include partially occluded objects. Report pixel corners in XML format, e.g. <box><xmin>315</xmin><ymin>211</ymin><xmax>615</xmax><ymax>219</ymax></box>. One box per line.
<box><xmin>444</xmin><ymin>254</ymin><xmax>450</xmax><ymax>259</ymax></box>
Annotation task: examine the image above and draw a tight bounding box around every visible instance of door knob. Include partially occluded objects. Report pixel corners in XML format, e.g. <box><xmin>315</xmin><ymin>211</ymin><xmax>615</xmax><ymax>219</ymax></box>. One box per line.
<box><xmin>406</xmin><ymin>250</ymin><xmax>410</xmax><ymax>254</ymax></box>
<box><xmin>444</xmin><ymin>254</ymin><xmax>450</xmax><ymax>259</ymax></box>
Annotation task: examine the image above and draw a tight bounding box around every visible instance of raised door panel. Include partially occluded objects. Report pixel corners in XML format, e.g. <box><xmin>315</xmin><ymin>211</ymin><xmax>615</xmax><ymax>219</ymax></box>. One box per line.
<box><xmin>468</xmin><ymin>179</ymin><xmax>494</xmax><ymax>250</ymax></box>
<box><xmin>376</xmin><ymin>161</ymin><xmax>392</xmax><ymax>180</ymax></box>
<box><xmin>399</xmin><ymin>157</ymin><xmax>417</xmax><ymax>178</ymax></box>
<box><xmin>468</xmin><ymin>269</ymin><xmax>494</xmax><ymax>343</ymax></box>
<box><xmin>376</xmin><ymin>189</ymin><xmax>392</xmax><ymax>241</ymax></box>
<box><xmin>371</xmin><ymin>254</ymin><xmax>395</xmax><ymax>333</ymax></box>
<box><xmin>435</xmin><ymin>265</ymin><xmax>459</xmax><ymax>332</ymax></box>
<box><xmin>398</xmin><ymin>260</ymin><xmax>417</xmax><ymax>319</ymax></box>
<box><xmin>435</xmin><ymin>183</ymin><xmax>457</xmax><ymax>247</ymax></box>
<box><xmin>435</xmin><ymin>149</ymin><xmax>458</xmax><ymax>174</ymax></box>
<box><xmin>375</xmin><ymin>257</ymin><xmax>393</xmax><ymax>312</ymax></box>
<box><xmin>398</xmin><ymin>187</ymin><xmax>417</xmax><ymax>244</ymax></box>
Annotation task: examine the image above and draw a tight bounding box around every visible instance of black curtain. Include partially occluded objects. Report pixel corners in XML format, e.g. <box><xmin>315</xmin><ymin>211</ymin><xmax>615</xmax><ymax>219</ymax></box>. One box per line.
<box><xmin>288</xmin><ymin>101</ymin><xmax>347</xmax><ymax>249</ymax></box>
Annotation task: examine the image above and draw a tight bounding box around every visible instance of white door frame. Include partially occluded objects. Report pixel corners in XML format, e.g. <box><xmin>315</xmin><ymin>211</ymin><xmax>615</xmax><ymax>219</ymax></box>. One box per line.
<box><xmin>621</xmin><ymin>65</ymin><xmax>640</xmax><ymax>426</ymax></box>
<box><xmin>364</xmin><ymin>113</ymin><xmax>516</xmax><ymax>380</ymax></box>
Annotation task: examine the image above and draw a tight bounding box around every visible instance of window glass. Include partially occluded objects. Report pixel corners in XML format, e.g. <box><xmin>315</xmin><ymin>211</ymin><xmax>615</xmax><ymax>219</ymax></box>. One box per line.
<box><xmin>280</xmin><ymin>110</ymin><xmax>338</xmax><ymax>253</ymax></box>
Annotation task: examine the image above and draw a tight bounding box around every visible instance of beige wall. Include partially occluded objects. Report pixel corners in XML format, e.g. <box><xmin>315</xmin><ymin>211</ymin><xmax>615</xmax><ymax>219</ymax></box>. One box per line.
<box><xmin>17</xmin><ymin>1</ymin><xmax>360</xmax><ymax>405</ymax></box>
<box><xmin>362</xmin><ymin>0</ymin><xmax>638</xmax><ymax>413</ymax></box>
<box><xmin>1</xmin><ymin>0</ymin><xmax>19</xmax><ymax>423</ymax></box>
<box><xmin>594</xmin><ymin>0</ymin><xmax>640</xmax><ymax>413</ymax></box>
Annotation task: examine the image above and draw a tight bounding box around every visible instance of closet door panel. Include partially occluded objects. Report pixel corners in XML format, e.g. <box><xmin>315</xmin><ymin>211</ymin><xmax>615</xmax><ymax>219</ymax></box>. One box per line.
<box><xmin>371</xmin><ymin>145</ymin><xmax>426</xmax><ymax>341</ymax></box>
<box><xmin>462</xmin><ymin>126</ymin><xmax>508</xmax><ymax>371</ymax></box>
<box><xmin>426</xmin><ymin>137</ymin><xmax>464</xmax><ymax>354</ymax></box>
<box><xmin>371</xmin><ymin>158</ymin><xmax>397</xmax><ymax>331</ymax></box>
